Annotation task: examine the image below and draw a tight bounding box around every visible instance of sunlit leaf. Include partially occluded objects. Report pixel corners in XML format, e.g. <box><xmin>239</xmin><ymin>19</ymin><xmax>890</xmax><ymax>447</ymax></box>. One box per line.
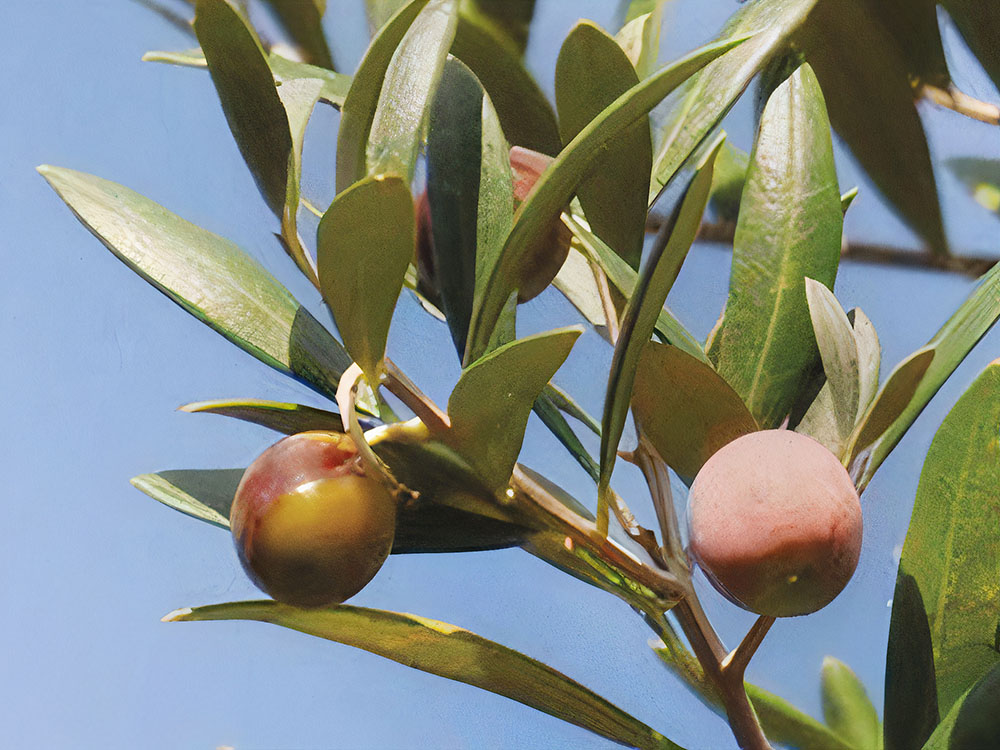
<box><xmin>262</xmin><ymin>0</ymin><xmax>335</xmax><ymax>70</ymax></box>
<box><xmin>317</xmin><ymin>174</ymin><xmax>414</xmax><ymax>381</ymax></box>
<box><xmin>850</xmin><ymin>308</ymin><xmax>881</xmax><ymax>417</ymax></box>
<box><xmin>821</xmin><ymin>656</ymin><xmax>880</xmax><ymax>750</ymax></box>
<box><xmin>38</xmin><ymin>166</ymin><xmax>354</xmax><ymax>404</ymax></box>
<box><xmin>633</xmin><ymin>341</ymin><xmax>758</xmax><ymax>479</ymax></box>
<box><xmin>337</xmin><ymin>0</ymin><xmax>429</xmax><ymax>193</ymax></box>
<box><xmin>599</xmin><ymin>140</ymin><xmax>720</xmax><ymax>531</ymax></box>
<box><xmin>167</xmin><ymin>601</ymin><xmax>682</xmax><ymax>750</ymax></box>
<box><xmin>448</xmin><ymin>328</ymin><xmax>582</xmax><ymax>490</ymax></box>
<box><xmin>614</xmin><ymin>6</ymin><xmax>664</xmax><ymax>80</ymax></box>
<box><xmin>178</xmin><ymin>398</ymin><xmax>347</xmax><ymax>434</ymax></box>
<box><xmin>895</xmin><ymin>362</ymin><xmax>1000</xmax><ymax>716</ymax></box>
<box><xmin>556</xmin><ymin>21</ymin><xmax>651</xmax><ymax>271</ymax></box>
<box><xmin>553</xmin><ymin>246</ymin><xmax>609</xmax><ymax>335</ymax></box>
<box><xmin>923</xmin><ymin>661</ymin><xmax>1000</xmax><ymax>750</ymax></box>
<box><xmin>464</xmin><ymin>34</ymin><xmax>748</xmax><ymax>361</ymax></box>
<box><xmin>710</xmin><ymin>64</ymin><xmax>842</xmax><ymax>429</ymax></box>
<box><xmin>366</xmin><ymin>0</ymin><xmax>458</xmax><ymax>182</ymax></box>
<box><xmin>854</xmin><ymin>261</ymin><xmax>1000</xmax><ymax>489</ymax></box>
<box><xmin>884</xmin><ymin>573</ymin><xmax>939</xmax><ymax>750</ymax></box>
<box><xmin>564</xmin><ymin>213</ymin><xmax>706</xmax><ymax>364</ymax></box>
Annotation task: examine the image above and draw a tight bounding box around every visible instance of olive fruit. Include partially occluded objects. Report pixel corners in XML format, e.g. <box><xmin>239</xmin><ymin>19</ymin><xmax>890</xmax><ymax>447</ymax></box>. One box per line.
<box><xmin>687</xmin><ymin>430</ymin><xmax>863</xmax><ymax>617</ymax></box>
<box><xmin>230</xmin><ymin>431</ymin><xmax>397</xmax><ymax>608</ymax></box>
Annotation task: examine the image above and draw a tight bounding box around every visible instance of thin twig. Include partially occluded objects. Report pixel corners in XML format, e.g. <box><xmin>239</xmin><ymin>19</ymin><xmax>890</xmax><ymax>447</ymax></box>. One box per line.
<box><xmin>381</xmin><ymin>358</ymin><xmax>451</xmax><ymax>432</ymax></box>
<box><xmin>922</xmin><ymin>83</ymin><xmax>1000</xmax><ymax>125</ymax></box>
<box><xmin>631</xmin><ymin>436</ymin><xmax>685</xmax><ymax>564</ymax></box>
<box><xmin>722</xmin><ymin>615</ymin><xmax>776</xmax><ymax>680</ymax></box>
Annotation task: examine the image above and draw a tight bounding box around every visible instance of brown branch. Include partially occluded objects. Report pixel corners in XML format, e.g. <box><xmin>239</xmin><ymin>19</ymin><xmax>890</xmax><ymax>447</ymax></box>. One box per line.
<box><xmin>722</xmin><ymin>615</ymin><xmax>776</xmax><ymax>681</ymax></box>
<box><xmin>922</xmin><ymin>83</ymin><xmax>1000</xmax><ymax>125</ymax></box>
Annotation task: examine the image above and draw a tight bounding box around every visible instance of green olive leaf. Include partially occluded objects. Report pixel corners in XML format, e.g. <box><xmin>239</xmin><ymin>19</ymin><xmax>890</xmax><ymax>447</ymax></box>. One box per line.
<box><xmin>448</xmin><ymin>328</ymin><xmax>582</xmax><ymax>490</ymax></box>
<box><xmin>947</xmin><ymin>158</ymin><xmax>1000</xmax><ymax>217</ymax></box>
<box><xmin>132</xmin><ymin>469</ymin><xmax>242</xmax><ymax>529</ymax></box>
<box><xmin>317</xmin><ymin>174</ymin><xmax>415</xmax><ymax>381</ymax></box>
<box><xmin>556</xmin><ymin>20</ymin><xmax>652</xmax><ymax>270</ymax></box>
<box><xmin>941</xmin><ymin>1</ymin><xmax>1000</xmax><ymax>94</ymax></box>
<box><xmin>849</xmin><ymin>308</ymin><xmax>881</xmax><ymax>418</ymax></box>
<box><xmin>459</xmin><ymin>0</ymin><xmax>534</xmax><ymax>58</ymax></box>
<box><xmin>710</xmin><ymin>64</ymin><xmax>842</xmax><ymax>429</ymax></box>
<box><xmin>598</xmin><ymin>138</ymin><xmax>721</xmax><ymax>531</ymax></box>
<box><xmin>193</xmin><ymin>0</ymin><xmax>319</xmax><ymax>282</ymax></box>
<box><xmin>894</xmin><ymin>362</ymin><xmax>1000</xmax><ymax>718</ymax></box>
<box><xmin>922</xmin><ymin>661</ymin><xmax>1000</xmax><ymax>750</ymax></box>
<box><xmin>853</xmin><ymin>260</ymin><xmax>1000</xmax><ymax>490</ymax></box>
<box><xmin>366</xmin><ymin>0</ymin><xmax>458</xmax><ymax>182</ymax></box>
<box><xmin>821</xmin><ymin>656</ymin><xmax>881</xmax><ymax>750</ymax></box>
<box><xmin>552</xmin><ymin>246</ymin><xmax>609</xmax><ymax>335</ymax></box>
<box><xmin>261</xmin><ymin>0</ymin><xmax>335</xmax><ymax>70</ymax></box>
<box><xmin>563</xmin><ymin>212</ymin><xmax>707</xmax><ymax>363</ymax></box>
<box><xmin>178</xmin><ymin>399</ymin><xmax>348</xmax><ymax>434</ymax></box>
<box><xmin>633</xmin><ymin>341</ymin><xmax>758</xmax><ymax>479</ymax></box>
<box><xmin>532</xmin><ymin>394</ymin><xmax>600</xmax><ymax>483</ymax></box>
<box><xmin>38</xmin><ymin>166</ymin><xmax>358</xmax><ymax>406</ymax></box>
<box><xmin>707</xmin><ymin>140</ymin><xmax>748</xmax><ymax>224</ymax></box>
<box><xmin>614</xmin><ymin>5</ymin><xmax>665</xmax><ymax>80</ymax></box>
<box><xmin>337</xmin><ymin>0</ymin><xmax>430</xmax><ymax>193</ymax></box>
<box><xmin>166</xmin><ymin>601</ymin><xmax>682</xmax><ymax>750</ymax></box>
<box><xmin>864</xmin><ymin>0</ymin><xmax>948</xmax><ymax>89</ymax></box>
<box><xmin>464</xmin><ymin>34</ymin><xmax>749</xmax><ymax>362</ymax></box>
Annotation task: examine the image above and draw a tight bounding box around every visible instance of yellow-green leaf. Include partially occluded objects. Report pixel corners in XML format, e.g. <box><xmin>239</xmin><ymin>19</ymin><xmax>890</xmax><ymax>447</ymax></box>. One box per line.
<box><xmin>821</xmin><ymin>656</ymin><xmax>881</xmax><ymax>750</ymax></box>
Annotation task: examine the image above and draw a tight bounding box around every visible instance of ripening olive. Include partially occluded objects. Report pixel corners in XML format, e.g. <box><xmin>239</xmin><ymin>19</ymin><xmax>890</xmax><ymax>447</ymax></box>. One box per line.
<box><xmin>230</xmin><ymin>431</ymin><xmax>397</xmax><ymax>608</ymax></box>
<box><xmin>687</xmin><ymin>430</ymin><xmax>863</xmax><ymax>617</ymax></box>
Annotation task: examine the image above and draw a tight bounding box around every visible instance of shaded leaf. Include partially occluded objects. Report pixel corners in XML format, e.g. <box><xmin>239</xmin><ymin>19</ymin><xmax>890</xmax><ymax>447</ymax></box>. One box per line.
<box><xmin>132</xmin><ymin>469</ymin><xmax>241</xmax><ymax>528</ymax></box>
<box><xmin>262</xmin><ymin>0</ymin><xmax>335</xmax><ymax>70</ymax></box>
<box><xmin>167</xmin><ymin>601</ymin><xmax>681</xmax><ymax>750</ymax></box>
<box><xmin>599</xmin><ymin>140</ymin><xmax>720</xmax><ymax>530</ymax></box>
<box><xmin>460</xmin><ymin>0</ymin><xmax>534</xmax><ymax>57</ymax></box>
<box><xmin>821</xmin><ymin>656</ymin><xmax>880</xmax><ymax>750</ymax></box>
<box><xmin>948</xmin><ymin>158</ymin><xmax>1000</xmax><ymax>217</ymax></box>
<box><xmin>317</xmin><ymin>174</ymin><xmax>414</xmax><ymax>380</ymax></box>
<box><xmin>556</xmin><ymin>20</ymin><xmax>651</xmax><ymax>270</ymax></box>
<box><xmin>708</xmin><ymin>140</ymin><xmax>748</xmax><ymax>224</ymax></box>
<box><xmin>448</xmin><ymin>328</ymin><xmax>582</xmax><ymax>490</ymax></box>
<box><xmin>865</xmin><ymin>0</ymin><xmax>949</xmax><ymax>88</ymax></box>
<box><xmin>710</xmin><ymin>64</ymin><xmax>842</xmax><ymax>429</ymax></box>
<box><xmin>366</xmin><ymin>0</ymin><xmax>458</xmax><ymax>182</ymax></box>
<box><xmin>451</xmin><ymin>14</ymin><xmax>561</xmax><ymax>155</ymax></box>
<box><xmin>464</xmin><ymin>34</ymin><xmax>747</xmax><ymax>360</ymax></box>
<box><xmin>38</xmin><ymin>166</ymin><xmax>354</xmax><ymax>404</ymax></box>
<box><xmin>553</xmin><ymin>246</ymin><xmax>608</xmax><ymax>334</ymax></box>
<box><xmin>884</xmin><ymin>573</ymin><xmax>940</xmax><ymax>750</ymax></box>
<box><xmin>564</xmin><ymin>213</ymin><xmax>706</xmax><ymax>363</ymax></box>
<box><xmin>532</xmin><ymin>394</ymin><xmax>600</xmax><ymax>482</ymax></box>
<box><xmin>924</xmin><ymin>661</ymin><xmax>1000</xmax><ymax>750</ymax></box>
<box><xmin>896</xmin><ymin>362</ymin><xmax>1000</xmax><ymax>715</ymax></box>
<box><xmin>650</xmin><ymin>0</ymin><xmax>816</xmax><ymax>198</ymax></box>
<box><xmin>178</xmin><ymin>398</ymin><xmax>347</xmax><ymax>434</ymax></box>
<box><xmin>545</xmin><ymin>383</ymin><xmax>602</xmax><ymax>438</ymax></box>
<box><xmin>855</xmin><ymin>261</ymin><xmax>1000</xmax><ymax>489</ymax></box>
<box><xmin>940</xmin><ymin>1</ymin><xmax>1000</xmax><ymax>95</ymax></box>
<box><xmin>337</xmin><ymin>0</ymin><xmax>430</xmax><ymax>193</ymax></box>
<box><xmin>633</xmin><ymin>341</ymin><xmax>758</xmax><ymax>479</ymax></box>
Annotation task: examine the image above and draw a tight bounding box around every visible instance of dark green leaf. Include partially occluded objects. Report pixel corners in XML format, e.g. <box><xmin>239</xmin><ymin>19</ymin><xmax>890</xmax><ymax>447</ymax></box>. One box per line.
<box><xmin>337</xmin><ymin>0</ymin><xmax>429</xmax><ymax>193</ymax></box>
<box><xmin>864</xmin><ymin>0</ymin><xmax>949</xmax><ymax>88</ymax></box>
<box><xmin>532</xmin><ymin>394</ymin><xmax>600</xmax><ymax>482</ymax></box>
<box><xmin>451</xmin><ymin>14</ymin><xmax>561</xmax><ymax>155</ymax></box>
<box><xmin>556</xmin><ymin>21</ymin><xmax>651</xmax><ymax>270</ymax></box>
<box><xmin>633</xmin><ymin>341</ymin><xmax>758</xmax><ymax>479</ymax></box>
<box><xmin>448</xmin><ymin>328</ymin><xmax>582</xmax><ymax>490</ymax></box>
<box><xmin>650</xmin><ymin>0</ymin><xmax>816</xmax><ymax>197</ymax></box>
<box><xmin>564</xmin><ymin>213</ymin><xmax>707</xmax><ymax>363</ymax></box>
<box><xmin>178</xmin><ymin>398</ymin><xmax>346</xmax><ymax>434</ymax></box>
<box><xmin>463</xmin><ymin>33</ymin><xmax>747</xmax><ymax>360</ymax></box>
<box><xmin>924</xmin><ymin>661</ymin><xmax>1000</xmax><ymax>750</ymax></box>
<box><xmin>38</xmin><ymin>166</ymin><xmax>353</xmax><ymax>403</ymax></box>
<box><xmin>855</xmin><ymin>261</ymin><xmax>1000</xmax><ymax>489</ymax></box>
<box><xmin>707</xmin><ymin>140</ymin><xmax>748</xmax><ymax>224</ymax></box>
<box><xmin>801</xmin><ymin>0</ymin><xmax>945</xmax><ymax>253</ymax></box>
<box><xmin>544</xmin><ymin>383</ymin><xmax>601</xmax><ymax>437</ymax></box>
<box><xmin>262</xmin><ymin>0</ymin><xmax>335</xmax><ymax>69</ymax></box>
<box><xmin>885</xmin><ymin>573</ymin><xmax>940</xmax><ymax>750</ymax></box>
<box><xmin>710</xmin><ymin>64</ymin><xmax>842</xmax><ymax>429</ymax></box>
<box><xmin>940</xmin><ymin>1</ymin><xmax>1000</xmax><ymax>94</ymax></box>
<box><xmin>821</xmin><ymin>656</ymin><xmax>880</xmax><ymax>750</ymax></box>
<box><xmin>460</xmin><ymin>0</ymin><xmax>534</xmax><ymax>57</ymax></box>
<box><xmin>366</xmin><ymin>0</ymin><xmax>458</xmax><ymax>182</ymax></box>
<box><xmin>896</xmin><ymin>362</ymin><xmax>1000</xmax><ymax>716</ymax></box>
<box><xmin>317</xmin><ymin>174</ymin><xmax>414</xmax><ymax>380</ymax></box>
<box><xmin>599</xmin><ymin>140</ymin><xmax>720</xmax><ymax>529</ymax></box>
<box><xmin>167</xmin><ymin>601</ymin><xmax>681</xmax><ymax>750</ymax></box>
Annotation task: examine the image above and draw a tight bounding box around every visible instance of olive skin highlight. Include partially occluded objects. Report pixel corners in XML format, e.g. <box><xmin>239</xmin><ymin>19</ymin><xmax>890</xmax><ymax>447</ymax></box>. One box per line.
<box><xmin>687</xmin><ymin>430</ymin><xmax>863</xmax><ymax>618</ymax></box>
<box><xmin>230</xmin><ymin>431</ymin><xmax>397</xmax><ymax>608</ymax></box>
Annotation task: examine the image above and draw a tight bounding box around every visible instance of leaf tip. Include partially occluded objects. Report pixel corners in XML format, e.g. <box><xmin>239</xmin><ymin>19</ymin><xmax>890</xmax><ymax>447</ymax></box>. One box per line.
<box><xmin>162</xmin><ymin>607</ymin><xmax>193</xmax><ymax>622</ymax></box>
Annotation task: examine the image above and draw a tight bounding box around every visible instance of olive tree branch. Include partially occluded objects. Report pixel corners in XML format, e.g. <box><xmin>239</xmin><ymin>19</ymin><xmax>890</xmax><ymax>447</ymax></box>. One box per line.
<box><xmin>722</xmin><ymin>615</ymin><xmax>776</xmax><ymax>681</ymax></box>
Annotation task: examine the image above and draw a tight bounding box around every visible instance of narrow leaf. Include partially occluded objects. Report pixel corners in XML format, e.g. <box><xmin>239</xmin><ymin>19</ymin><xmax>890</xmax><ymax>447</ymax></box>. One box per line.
<box><xmin>317</xmin><ymin>174</ymin><xmax>414</xmax><ymax>380</ymax></box>
<box><xmin>896</xmin><ymin>362</ymin><xmax>1000</xmax><ymax>716</ymax></box>
<box><xmin>167</xmin><ymin>601</ymin><xmax>681</xmax><ymax>750</ymax></box>
<box><xmin>448</xmin><ymin>328</ymin><xmax>582</xmax><ymax>490</ymax></box>
<box><xmin>923</xmin><ymin>661</ymin><xmax>1000</xmax><ymax>750</ymax></box>
<box><xmin>948</xmin><ymin>158</ymin><xmax>1000</xmax><ymax>217</ymax></box>
<box><xmin>856</xmin><ymin>261</ymin><xmax>1000</xmax><ymax>489</ymax></box>
<box><xmin>633</xmin><ymin>341</ymin><xmax>758</xmax><ymax>479</ymax></box>
<box><xmin>553</xmin><ymin>246</ymin><xmax>608</xmax><ymax>334</ymax></box>
<box><xmin>532</xmin><ymin>394</ymin><xmax>600</xmax><ymax>482</ymax></box>
<box><xmin>460</xmin><ymin>0</ymin><xmax>534</xmax><ymax>57</ymax></box>
<box><xmin>821</xmin><ymin>656</ymin><xmax>880</xmax><ymax>750</ymax></box>
<box><xmin>337</xmin><ymin>0</ymin><xmax>430</xmax><ymax>193</ymax></box>
<box><xmin>941</xmin><ymin>1</ymin><xmax>1000</xmax><ymax>96</ymax></box>
<box><xmin>366</xmin><ymin>0</ymin><xmax>457</xmax><ymax>181</ymax></box>
<box><xmin>710</xmin><ymin>64</ymin><xmax>842</xmax><ymax>429</ymax></box>
<box><xmin>556</xmin><ymin>20</ymin><xmax>652</xmax><ymax>270</ymax></box>
<box><xmin>132</xmin><ymin>469</ymin><xmax>241</xmax><ymax>528</ymax></box>
<box><xmin>599</xmin><ymin>141</ymin><xmax>720</xmax><ymax>529</ymax></box>
<box><xmin>850</xmin><ymin>308</ymin><xmax>881</xmax><ymax>417</ymax></box>
<box><xmin>38</xmin><ymin>166</ymin><xmax>353</xmax><ymax>402</ymax></box>
<box><xmin>464</xmin><ymin>35</ymin><xmax>748</xmax><ymax>361</ymax></box>
<box><xmin>262</xmin><ymin>0</ymin><xmax>335</xmax><ymax>70</ymax></box>
<box><xmin>614</xmin><ymin>7</ymin><xmax>664</xmax><ymax>80</ymax></box>
<box><xmin>179</xmin><ymin>399</ymin><xmax>347</xmax><ymax>434</ymax></box>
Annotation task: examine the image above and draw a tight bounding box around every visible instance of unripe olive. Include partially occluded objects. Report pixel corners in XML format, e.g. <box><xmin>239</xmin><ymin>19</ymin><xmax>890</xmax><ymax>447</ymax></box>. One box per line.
<box><xmin>687</xmin><ymin>430</ymin><xmax>862</xmax><ymax>617</ymax></box>
<box><xmin>230</xmin><ymin>431</ymin><xmax>397</xmax><ymax>608</ymax></box>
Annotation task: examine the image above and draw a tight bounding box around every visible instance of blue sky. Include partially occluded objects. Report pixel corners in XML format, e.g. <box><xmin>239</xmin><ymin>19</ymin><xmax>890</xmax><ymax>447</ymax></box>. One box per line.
<box><xmin>4</xmin><ymin>1</ymin><xmax>1000</xmax><ymax>747</ymax></box>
